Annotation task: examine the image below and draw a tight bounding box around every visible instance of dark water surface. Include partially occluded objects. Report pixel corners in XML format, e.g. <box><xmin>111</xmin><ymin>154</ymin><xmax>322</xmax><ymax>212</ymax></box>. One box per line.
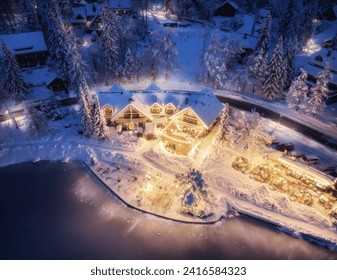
<box><xmin>0</xmin><ymin>161</ymin><xmax>336</xmax><ymax>260</ymax></box>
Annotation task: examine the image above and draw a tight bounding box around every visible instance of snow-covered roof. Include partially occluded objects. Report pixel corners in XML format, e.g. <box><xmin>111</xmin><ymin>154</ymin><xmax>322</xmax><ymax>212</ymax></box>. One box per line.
<box><xmin>0</xmin><ymin>31</ymin><xmax>47</xmax><ymax>56</ymax></box>
<box><xmin>145</xmin><ymin>83</ymin><xmax>161</xmax><ymax>91</ymax></box>
<box><xmin>303</xmin><ymin>63</ymin><xmax>337</xmax><ymax>86</ymax></box>
<box><xmin>71</xmin><ymin>6</ymin><xmax>87</xmax><ymax>24</ymax></box>
<box><xmin>97</xmin><ymin>87</ymin><xmax>223</xmax><ymax>128</ymax></box>
<box><xmin>236</xmin><ymin>15</ymin><xmax>255</xmax><ymax>36</ymax></box>
<box><xmin>308</xmin><ymin>49</ymin><xmax>337</xmax><ymax>72</ymax></box>
<box><xmin>216</xmin><ymin>1</ymin><xmax>239</xmax><ymax>11</ymax></box>
<box><xmin>85</xmin><ymin>2</ymin><xmax>101</xmax><ymax>17</ymax></box>
<box><xmin>226</xmin><ymin>1</ymin><xmax>239</xmax><ymax>10</ymax></box>
<box><xmin>188</xmin><ymin>88</ymin><xmax>224</xmax><ymax>127</ymax></box>
<box><xmin>109</xmin><ymin>84</ymin><xmax>125</xmax><ymax>93</ymax></box>
<box><xmin>22</xmin><ymin>67</ymin><xmax>60</xmax><ymax>86</ymax></box>
<box><xmin>225</xmin><ymin>32</ymin><xmax>257</xmax><ymax>49</ymax></box>
<box><xmin>108</xmin><ymin>0</ymin><xmax>132</xmax><ymax>10</ymax></box>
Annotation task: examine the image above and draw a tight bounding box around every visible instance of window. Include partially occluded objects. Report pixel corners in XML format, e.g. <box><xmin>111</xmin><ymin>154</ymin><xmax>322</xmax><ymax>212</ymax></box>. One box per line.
<box><xmin>104</xmin><ymin>107</ymin><xmax>114</xmax><ymax>118</ymax></box>
<box><xmin>151</xmin><ymin>104</ymin><xmax>162</xmax><ymax>114</ymax></box>
<box><xmin>183</xmin><ymin>116</ymin><xmax>198</xmax><ymax>125</ymax></box>
<box><xmin>123</xmin><ymin>106</ymin><xmax>141</xmax><ymax>119</ymax></box>
<box><xmin>165</xmin><ymin>105</ymin><xmax>175</xmax><ymax>114</ymax></box>
<box><xmin>314</xmin><ymin>55</ymin><xmax>323</xmax><ymax>62</ymax></box>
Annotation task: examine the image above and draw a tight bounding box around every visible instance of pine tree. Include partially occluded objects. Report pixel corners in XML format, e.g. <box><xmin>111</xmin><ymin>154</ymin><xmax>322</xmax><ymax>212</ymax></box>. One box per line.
<box><xmin>287</xmin><ymin>69</ymin><xmax>309</xmax><ymax>111</ymax></box>
<box><xmin>297</xmin><ymin>1</ymin><xmax>317</xmax><ymax>48</ymax></box>
<box><xmin>203</xmin><ymin>33</ymin><xmax>227</xmax><ymax>89</ymax></box>
<box><xmin>263</xmin><ymin>37</ymin><xmax>285</xmax><ymax>100</ymax></box>
<box><xmin>93</xmin><ymin>95</ymin><xmax>110</xmax><ymax>140</ymax></box>
<box><xmin>135</xmin><ymin>55</ymin><xmax>142</xmax><ymax>82</ymax></box>
<box><xmin>23</xmin><ymin>0</ymin><xmax>39</xmax><ymax>31</ymax></box>
<box><xmin>58</xmin><ymin>0</ymin><xmax>73</xmax><ymax>20</ymax></box>
<box><xmin>149</xmin><ymin>31</ymin><xmax>178</xmax><ymax>79</ymax></box>
<box><xmin>99</xmin><ymin>3</ymin><xmax>119</xmax><ymax>85</ymax></box>
<box><xmin>79</xmin><ymin>83</ymin><xmax>94</xmax><ymax>136</ymax></box>
<box><xmin>250</xmin><ymin>47</ymin><xmax>268</xmax><ymax>84</ymax></box>
<box><xmin>217</xmin><ymin>104</ymin><xmax>230</xmax><ymax>143</ymax></box>
<box><xmin>1</xmin><ymin>43</ymin><xmax>30</xmax><ymax>101</ymax></box>
<box><xmin>254</xmin><ymin>13</ymin><xmax>271</xmax><ymax>56</ymax></box>
<box><xmin>305</xmin><ymin>65</ymin><xmax>331</xmax><ymax>116</ymax></box>
<box><xmin>283</xmin><ymin>39</ymin><xmax>297</xmax><ymax>88</ymax></box>
<box><xmin>24</xmin><ymin>106</ymin><xmax>47</xmax><ymax>137</ymax></box>
<box><xmin>124</xmin><ymin>48</ymin><xmax>135</xmax><ymax>81</ymax></box>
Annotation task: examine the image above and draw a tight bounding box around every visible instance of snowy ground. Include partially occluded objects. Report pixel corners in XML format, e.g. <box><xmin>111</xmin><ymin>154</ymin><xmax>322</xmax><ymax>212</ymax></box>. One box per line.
<box><xmin>1</xmin><ymin>104</ymin><xmax>337</xmax><ymax>248</ymax></box>
<box><xmin>1</xmin><ymin>8</ymin><xmax>337</xmax><ymax>249</ymax></box>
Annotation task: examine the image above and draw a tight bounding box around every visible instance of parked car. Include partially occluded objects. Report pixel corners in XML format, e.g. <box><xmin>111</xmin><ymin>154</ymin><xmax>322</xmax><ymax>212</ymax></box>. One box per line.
<box><xmin>300</xmin><ymin>155</ymin><xmax>319</xmax><ymax>164</ymax></box>
<box><xmin>286</xmin><ymin>151</ymin><xmax>304</xmax><ymax>161</ymax></box>
<box><xmin>276</xmin><ymin>143</ymin><xmax>294</xmax><ymax>152</ymax></box>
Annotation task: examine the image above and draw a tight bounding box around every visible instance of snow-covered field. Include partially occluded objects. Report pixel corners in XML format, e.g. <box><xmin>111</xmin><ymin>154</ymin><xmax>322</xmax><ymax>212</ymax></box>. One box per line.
<box><xmin>1</xmin><ymin>105</ymin><xmax>337</xmax><ymax>249</ymax></box>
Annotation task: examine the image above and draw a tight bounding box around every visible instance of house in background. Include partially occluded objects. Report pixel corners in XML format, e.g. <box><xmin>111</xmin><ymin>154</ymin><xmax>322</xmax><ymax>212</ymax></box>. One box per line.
<box><xmin>70</xmin><ymin>6</ymin><xmax>87</xmax><ymax>27</ymax></box>
<box><xmin>0</xmin><ymin>31</ymin><xmax>48</xmax><ymax>68</ymax></box>
<box><xmin>302</xmin><ymin>48</ymin><xmax>337</xmax><ymax>104</ymax></box>
<box><xmin>70</xmin><ymin>2</ymin><xmax>101</xmax><ymax>29</ymax></box>
<box><xmin>214</xmin><ymin>1</ymin><xmax>238</xmax><ymax>17</ymax></box>
<box><xmin>108</xmin><ymin>0</ymin><xmax>133</xmax><ymax>15</ymax></box>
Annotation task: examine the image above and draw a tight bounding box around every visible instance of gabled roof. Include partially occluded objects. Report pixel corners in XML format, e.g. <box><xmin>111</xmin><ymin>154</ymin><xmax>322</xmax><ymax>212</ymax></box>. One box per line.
<box><xmin>189</xmin><ymin>88</ymin><xmax>224</xmax><ymax>127</ymax></box>
<box><xmin>97</xmin><ymin>87</ymin><xmax>224</xmax><ymax>128</ymax></box>
<box><xmin>22</xmin><ymin>67</ymin><xmax>63</xmax><ymax>86</ymax></box>
<box><xmin>108</xmin><ymin>0</ymin><xmax>132</xmax><ymax>10</ymax></box>
<box><xmin>215</xmin><ymin>1</ymin><xmax>239</xmax><ymax>11</ymax></box>
<box><xmin>71</xmin><ymin>6</ymin><xmax>87</xmax><ymax>24</ymax></box>
<box><xmin>0</xmin><ymin>31</ymin><xmax>47</xmax><ymax>56</ymax></box>
<box><xmin>109</xmin><ymin>84</ymin><xmax>125</xmax><ymax>93</ymax></box>
<box><xmin>145</xmin><ymin>83</ymin><xmax>161</xmax><ymax>91</ymax></box>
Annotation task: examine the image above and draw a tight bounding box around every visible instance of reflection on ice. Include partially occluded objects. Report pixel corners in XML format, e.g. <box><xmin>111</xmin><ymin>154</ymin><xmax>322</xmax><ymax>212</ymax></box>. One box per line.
<box><xmin>1</xmin><ymin>161</ymin><xmax>336</xmax><ymax>259</ymax></box>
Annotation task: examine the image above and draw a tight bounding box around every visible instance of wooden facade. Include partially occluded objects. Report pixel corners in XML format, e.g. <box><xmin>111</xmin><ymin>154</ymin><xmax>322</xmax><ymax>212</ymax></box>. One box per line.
<box><xmin>16</xmin><ymin>51</ymin><xmax>48</xmax><ymax>68</ymax></box>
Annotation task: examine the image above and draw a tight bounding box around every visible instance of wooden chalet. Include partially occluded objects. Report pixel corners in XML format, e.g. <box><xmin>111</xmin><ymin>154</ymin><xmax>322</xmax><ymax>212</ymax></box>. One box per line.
<box><xmin>108</xmin><ymin>0</ymin><xmax>132</xmax><ymax>15</ymax></box>
<box><xmin>0</xmin><ymin>31</ymin><xmax>48</xmax><ymax>68</ymax></box>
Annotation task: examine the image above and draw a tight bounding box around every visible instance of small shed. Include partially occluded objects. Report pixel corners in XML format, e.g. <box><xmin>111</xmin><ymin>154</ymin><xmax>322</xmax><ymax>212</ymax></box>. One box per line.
<box><xmin>46</xmin><ymin>76</ymin><xmax>68</xmax><ymax>92</ymax></box>
<box><xmin>214</xmin><ymin>1</ymin><xmax>238</xmax><ymax>17</ymax></box>
<box><xmin>0</xmin><ymin>31</ymin><xmax>48</xmax><ymax>68</ymax></box>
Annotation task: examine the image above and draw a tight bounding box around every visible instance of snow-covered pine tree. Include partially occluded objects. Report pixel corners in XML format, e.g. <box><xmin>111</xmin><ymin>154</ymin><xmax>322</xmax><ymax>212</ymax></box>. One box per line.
<box><xmin>22</xmin><ymin>0</ymin><xmax>39</xmax><ymax>31</ymax></box>
<box><xmin>254</xmin><ymin>13</ymin><xmax>271</xmax><ymax>56</ymax></box>
<box><xmin>134</xmin><ymin>55</ymin><xmax>142</xmax><ymax>82</ymax></box>
<box><xmin>283</xmin><ymin>39</ymin><xmax>297</xmax><ymax>88</ymax></box>
<box><xmin>250</xmin><ymin>46</ymin><xmax>268</xmax><ymax>84</ymax></box>
<box><xmin>203</xmin><ymin>33</ymin><xmax>227</xmax><ymax>89</ymax></box>
<box><xmin>161</xmin><ymin>31</ymin><xmax>178</xmax><ymax>79</ymax></box>
<box><xmin>1</xmin><ymin>42</ymin><xmax>30</xmax><ymax>101</ymax></box>
<box><xmin>98</xmin><ymin>3</ymin><xmax>119</xmax><ymax>85</ymax></box>
<box><xmin>305</xmin><ymin>64</ymin><xmax>331</xmax><ymax>116</ymax></box>
<box><xmin>79</xmin><ymin>83</ymin><xmax>94</xmax><ymax>136</ymax></box>
<box><xmin>58</xmin><ymin>0</ymin><xmax>73</xmax><ymax>20</ymax></box>
<box><xmin>217</xmin><ymin>104</ymin><xmax>230</xmax><ymax>143</ymax></box>
<box><xmin>124</xmin><ymin>48</ymin><xmax>136</xmax><ymax>81</ymax></box>
<box><xmin>67</xmin><ymin>41</ymin><xmax>92</xmax><ymax>89</ymax></box>
<box><xmin>262</xmin><ymin>36</ymin><xmax>285</xmax><ymax>100</ymax></box>
<box><xmin>93</xmin><ymin>95</ymin><xmax>110</xmax><ymax>140</ymax></box>
<box><xmin>297</xmin><ymin>0</ymin><xmax>317</xmax><ymax>49</ymax></box>
<box><xmin>24</xmin><ymin>106</ymin><xmax>47</xmax><ymax>137</ymax></box>
<box><xmin>287</xmin><ymin>69</ymin><xmax>309</xmax><ymax>111</ymax></box>
<box><xmin>278</xmin><ymin>0</ymin><xmax>297</xmax><ymax>39</ymax></box>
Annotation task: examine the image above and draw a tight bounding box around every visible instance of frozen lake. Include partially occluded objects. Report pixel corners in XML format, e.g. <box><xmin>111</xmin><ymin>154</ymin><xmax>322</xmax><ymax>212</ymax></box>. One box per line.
<box><xmin>0</xmin><ymin>161</ymin><xmax>336</xmax><ymax>260</ymax></box>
